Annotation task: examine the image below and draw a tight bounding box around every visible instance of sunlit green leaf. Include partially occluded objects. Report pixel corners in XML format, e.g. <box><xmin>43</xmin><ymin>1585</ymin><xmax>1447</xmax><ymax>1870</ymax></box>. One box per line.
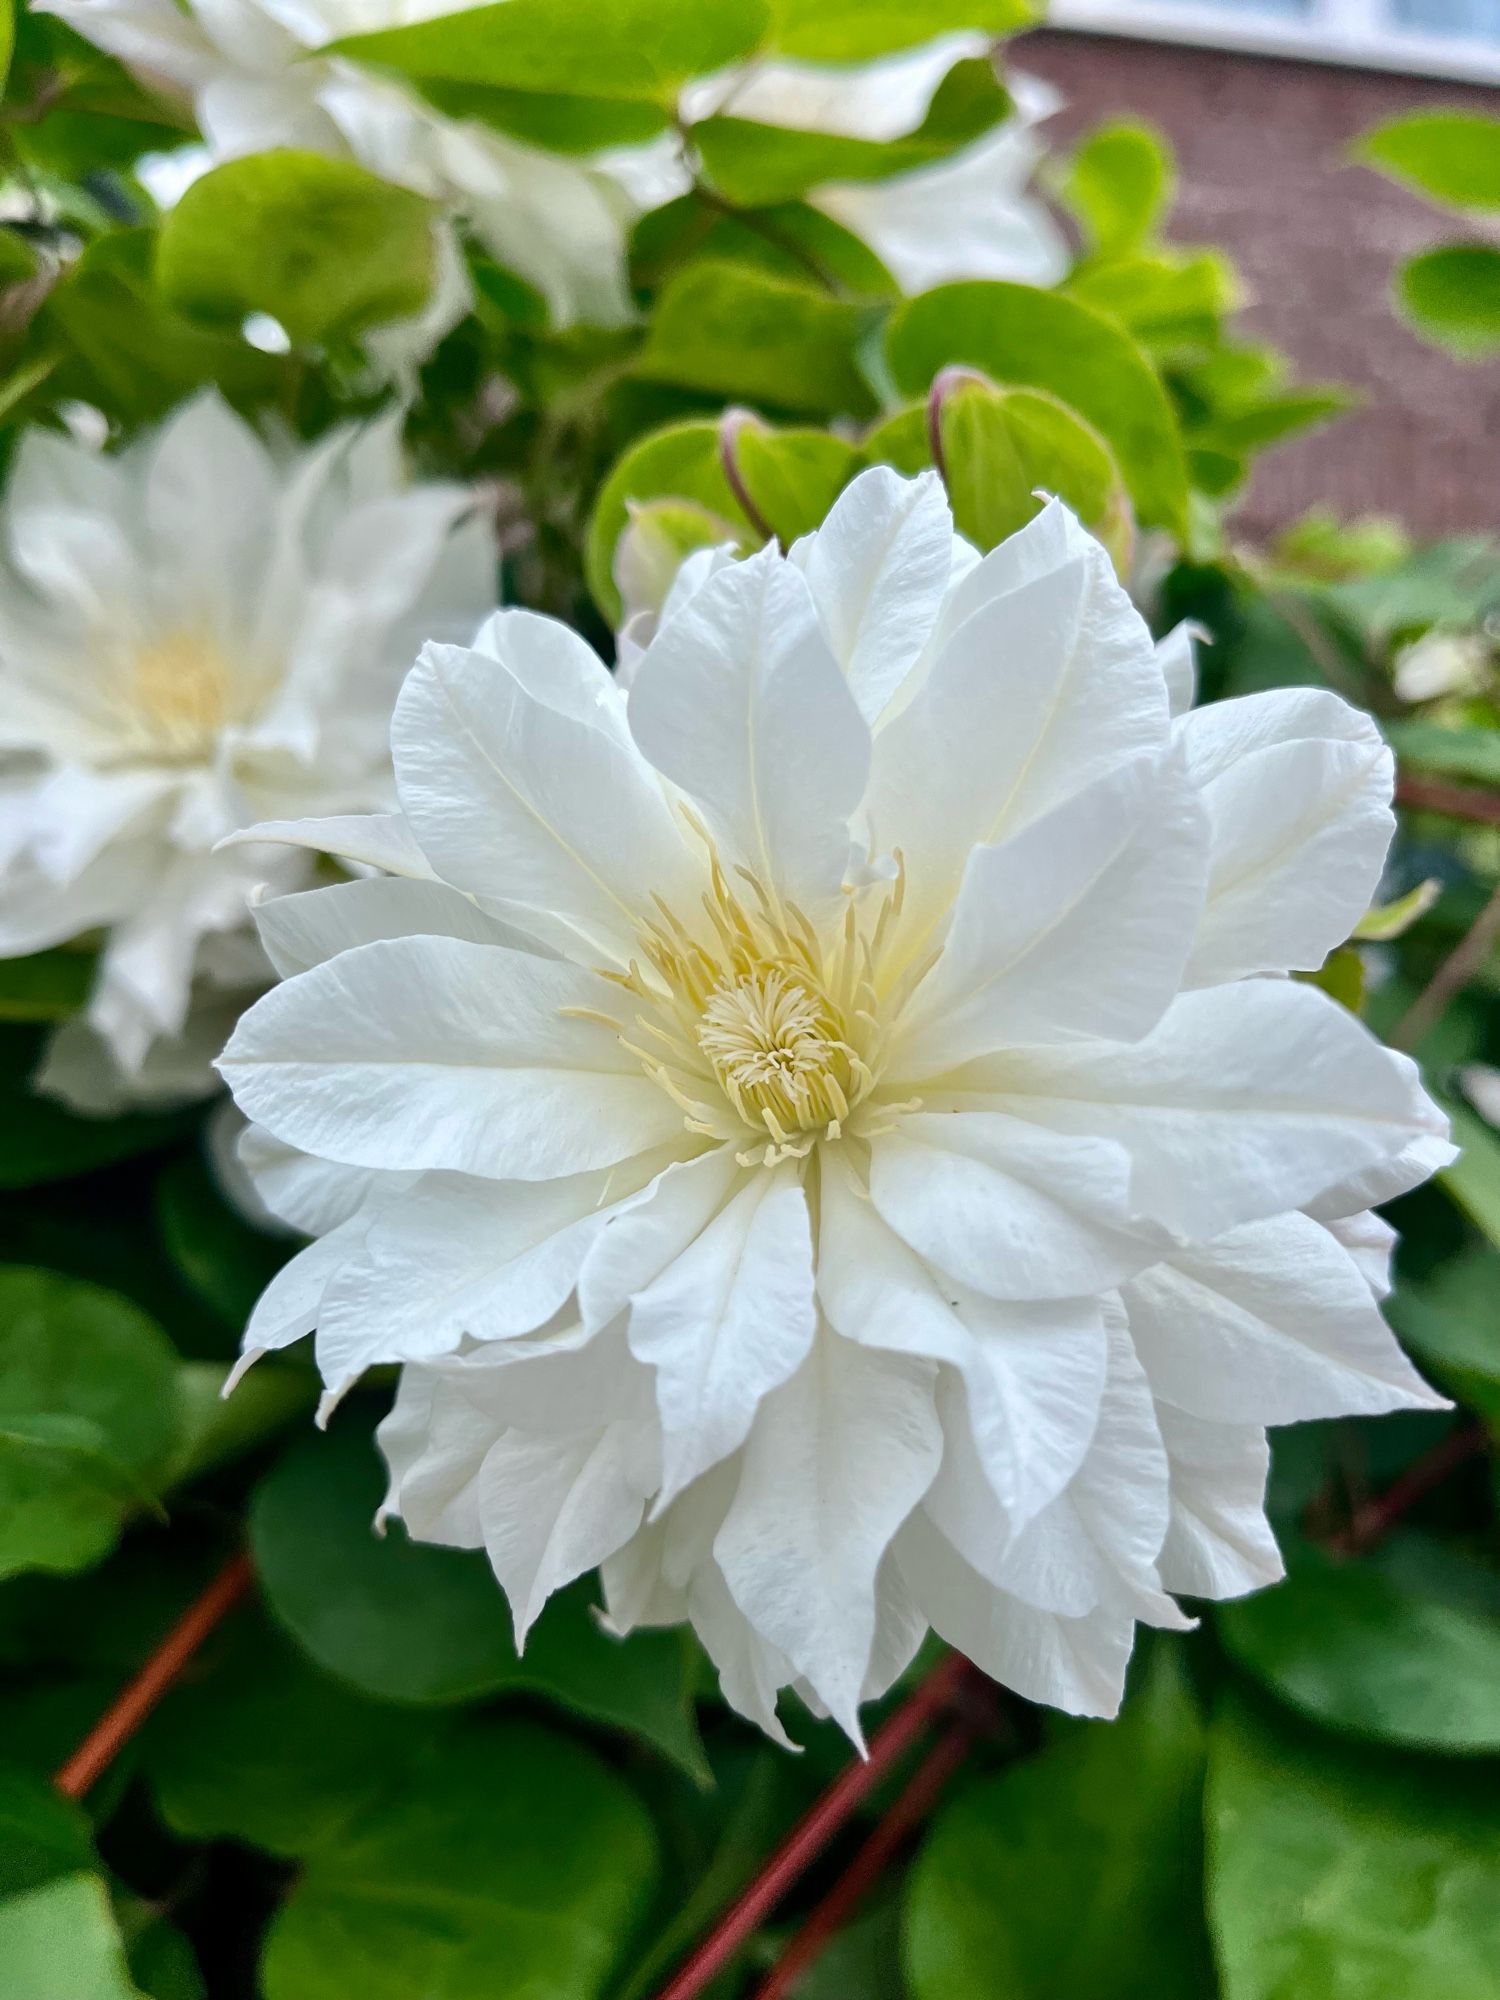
<box><xmin>1357</xmin><ymin>112</ymin><xmax>1500</xmax><ymax>212</ymax></box>
<box><xmin>158</xmin><ymin>152</ymin><xmax>434</xmax><ymax>347</ymax></box>
<box><xmin>1397</xmin><ymin>245</ymin><xmax>1500</xmax><ymax>360</ymax></box>
<box><xmin>767</xmin><ymin>0</ymin><xmax>1036</xmax><ymax>62</ymax></box>
<box><xmin>1061</xmin><ymin>121</ymin><xmax>1173</xmax><ymax>255</ymax></box>
<box><xmin>885</xmin><ymin>280</ymin><xmax>1189</xmax><ymax>531</ymax></box>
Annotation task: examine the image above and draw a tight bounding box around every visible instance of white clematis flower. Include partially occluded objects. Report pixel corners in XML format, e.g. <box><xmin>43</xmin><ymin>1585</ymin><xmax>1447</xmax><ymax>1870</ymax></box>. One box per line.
<box><xmin>606</xmin><ymin>36</ymin><xmax>1068</xmax><ymax>293</ymax></box>
<box><xmin>219</xmin><ymin>468</ymin><xmax>1450</xmax><ymax>1743</ymax></box>
<box><xmin>0</xmin><ymin>391</ymin><xmax>494</xmax><ymax>1109</ymax></box>
<box><xmin>41</xmin><ymin>0</ymin><xmax>636</xmax><ymax>336</ymax></box>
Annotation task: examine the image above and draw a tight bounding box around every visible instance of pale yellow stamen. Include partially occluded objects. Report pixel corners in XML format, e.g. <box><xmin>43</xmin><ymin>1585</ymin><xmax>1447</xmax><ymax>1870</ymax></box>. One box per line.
<box><xmin>127</xmin><ymin>627</ymin><xmax>238</xmax><ymax>762</ymax></box>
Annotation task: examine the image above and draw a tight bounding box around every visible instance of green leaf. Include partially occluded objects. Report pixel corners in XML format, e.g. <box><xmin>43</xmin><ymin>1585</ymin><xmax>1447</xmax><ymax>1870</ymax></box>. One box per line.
<box><xmin>1353</xmin><ymin>878</ymin><xmax>1442</xmax><ymax>942</ymax></box>
<box><xmin>1062</xmin><ymin>122</ymin><xmax>1173</xmax><ymax>255</ymax></box>
<box><xmin>329</xmin><ymin>0</ymin><xmax>768</xmax><ymax>101</ymax></box>
<box><xmin>0</xmin><ymin>1768</ymin><xmax>138</xmax><ymax>2000</ymax></box>
<box><xmin>0</xmin><ymin>950</ymin><xmax>95</xmax><ymax>1024</ymax></box>
<box><xmin>1440</xmin><ymin>1101</ymin><xmax>1500</xmax><ymax>1253</ymax></box>
<box><xmin>0</xmin><ymin>1268</ymin><xmax>181</xmax><ymax>1582</ymax></box>
<box><xmin>904</xmin><ymin>1648</ymin><xmax>1213</xmax><ymax>1999</ymax></box>
<box><xmin>251</xmin><ymin>1422</ymin><xmax>709</xmax><ymax>1779</ymax></box>
<box><xmin>154</xmin><ymin>1151</ymin><xmax>292</xmax><ymax>1333</ymax></box>
<box><xmin>1219</xmin><ymin>1547</ymin><xmax>1500</xmax><ymax>1753</ymax></box>
<box><xmin>730</xmin><ymin>421</ymin><xmax>862</xmax><ymax>543</ymax></box>
<box><xmin>932</xmin><ymin>370</ymin><xmax>1131</xmax><ymax>564</ymax></box>
<box><xmin>885</xmin><ymin>280</ymin><xmax>1189</xmax><ymax>532</ymax></box>
<box><xmin>403</xmin><ymin>81</ymin><xmax>668</xmax><ymax>151</ymax></box>
<box><xmin>1208</xmin><ymin>1694</ymin><xmax>1500</xmax><ymax>1999</ymax></box>
<box><xmin>260</xmin><ymin>1717</ymin><xmax>659</xmax><ymax>2000</ymax></box>
<box><xmin>0</xmin><ymin>1047</ymin><xmax>191</xmax><ymax>1189</ymax></box>
<box><xmin>157</xmin><ymin>151</ymin><xmax>434</xmax><ymax>347</ymax></box>
<box><xmin>1068</xmin><ymin>248</ymin><xmax>1237</xmax><ymax>356</ymax></box>
<box><xmin>767</xmin><ymin>0</ymin><xmax>1036</xmax><ymax>62</ymax></box>
<box><xmin>693</xmin><ymin>62</ymin><xmax>1010</xmax><ymax>206</ymax></box>
<box><xmin>636</xmin><ymin>260</ymin><xmax>879</xmax><ymax>420</ymax></box>
<box><xmin>162</xmin><ymin>1360</ymin><xmax>315</xmax><ymax>1492</ymax></box>
<box><xmin>631</xmin><ymin>192</ymin><xmax>897</xmax><ymax>300</ymax></box>
<box><xmin>38</xmin><ymin>229</ymin><xmax>285</xmax><ymax>425</ymax></box>
<box><xmin>1387</xmin><ymin>718</ymin><xmax>1500</xmax><ymax>789</ymax></box>
<box><xmin>0</xmin><ymin>0</ymin><xmax>14</xmax><ymax>94</ymax></box>
<box><xmin>1397</xmin><ymin>245</ymin><xmax>1500</xmax><ymax>360</ymax></box>
<box><xmin>1387</xmin><ymin>1250</ymin><xmax>1500</xmax><ymax>1422</ymax></box>
<box><xmin>587</xmin><ymin>420</ymin><xmax>754</xmax><ymax>619</ymax></box>
<box><xmin>144</xmin><ymin>1607</ymin><xmax>447</xmax><ymax>1858</ymax></box>
<box><xmin>1357</xmin><ymin>112</ymin><xmax>1500</xmax><ymax>212</ymax></box>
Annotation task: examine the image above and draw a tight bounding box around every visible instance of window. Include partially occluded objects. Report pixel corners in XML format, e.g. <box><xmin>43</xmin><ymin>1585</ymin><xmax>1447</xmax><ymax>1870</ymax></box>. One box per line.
<box><xmin>1047</xmin><ymin>0</ymin><xmax>1500</xmax><ymax>84</ymax></box>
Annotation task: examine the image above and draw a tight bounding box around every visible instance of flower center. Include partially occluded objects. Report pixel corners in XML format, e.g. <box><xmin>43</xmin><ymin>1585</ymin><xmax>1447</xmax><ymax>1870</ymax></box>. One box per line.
<box><xmin>126</xmin><ymin>627</ymin><xmax>237</xmax><ymax>762</ymax></box>
<box><xmin>697</xmin><ymin>966</ymin><xmax>858</xmax><ymax>1142</ymax></box>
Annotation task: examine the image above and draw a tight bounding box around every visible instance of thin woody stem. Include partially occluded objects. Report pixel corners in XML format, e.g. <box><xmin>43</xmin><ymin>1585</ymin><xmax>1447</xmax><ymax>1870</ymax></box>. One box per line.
<box><xmin>54</xmin><ymin>1553</ymin><xmax>255</xmax><ymax>1799</ymax></box>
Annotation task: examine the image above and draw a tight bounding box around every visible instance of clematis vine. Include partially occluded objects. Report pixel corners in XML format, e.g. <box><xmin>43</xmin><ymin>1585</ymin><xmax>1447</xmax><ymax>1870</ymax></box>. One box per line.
<box><xmin>0</xmin><ymin>392</ymin><xmax>495</xmax><ymax>1110</ymax></box>
<box><xmin>218</xmin><ymin>468</ymin><xmax>1450</xmax><ymax>1742</ymax></box>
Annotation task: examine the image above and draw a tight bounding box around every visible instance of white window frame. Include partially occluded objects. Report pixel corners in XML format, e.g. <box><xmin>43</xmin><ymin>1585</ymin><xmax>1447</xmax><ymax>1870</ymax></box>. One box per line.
<box><xmin>1048</xmin><ymin>0</ymin><xmax>1500</xmax><ymax>86</ymax></box>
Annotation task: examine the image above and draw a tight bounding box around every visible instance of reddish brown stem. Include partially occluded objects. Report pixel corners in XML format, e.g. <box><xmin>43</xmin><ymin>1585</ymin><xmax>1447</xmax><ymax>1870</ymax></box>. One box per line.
<box><xmin>54</xmin><ymin>1553</ymin><xmax>255</xmax><ymax>1799</ymax></box>
<box><xmin>651</xmin><ymin>1652</ymin><xmax>978</xmax><ymax>2000</ymax></box>
<box><xmin>1396</xmin><ymin>776</ymin><xmax>1500</xmax><ymax>828</ymax></box>
<box><xmin>1330</xmin><ymin>1419</ymin><xmax>1490</xmax><ymax>1556</ymax></box>
<box><xmin>752</xmin><ymin>1716</ymin><xmax>983</xmax><ymax>2000</ymax></box>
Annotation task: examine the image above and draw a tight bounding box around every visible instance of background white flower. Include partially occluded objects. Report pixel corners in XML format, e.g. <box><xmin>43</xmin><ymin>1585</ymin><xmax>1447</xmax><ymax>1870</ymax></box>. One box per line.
<box><xmin>41</xmin><ymin>0</ymin><xmax>637</xmax><ymax>334</ymax></box>
<box><xmin>218</xmin><ymin>469</ymin><xmax>1450</xmax><ymax>1743</ymax></box>
<box><xmin>0</xmin><ymin>390</ymin><xmax>495</xmax><ymax>1110</ymax></box>
<box><xmin>604</xmin><ymin>34</ymin><xmax>1068</xmax><ymax>294</ymax></box>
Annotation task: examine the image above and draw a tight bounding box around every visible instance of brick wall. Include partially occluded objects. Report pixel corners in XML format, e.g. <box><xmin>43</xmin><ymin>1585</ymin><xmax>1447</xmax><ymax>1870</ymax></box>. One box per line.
<box><xmin>1016</xmin><ymin>28</ymin><xmax>1500</xmax><ymax>538</ymax></box>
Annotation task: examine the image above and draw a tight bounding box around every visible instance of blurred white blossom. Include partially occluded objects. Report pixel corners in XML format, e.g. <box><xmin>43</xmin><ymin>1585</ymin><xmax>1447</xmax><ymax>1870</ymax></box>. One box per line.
<box><xmin>0</xmin><ymin>391</ymin><xmax>495</xmax><ymax>1109</ymax></box>
<box><xmin>218</xmin><ymin>470</ymin><xmax>1449</xmax><ymax>1742</ymax></box>
<box><xmin>42</xmin><ymin>0</ymin><xmax>637</xmax><ymax>337</ymax></box>
<box><xmin>606</xmin><ymin>35</ymin><xmax>1068</xmax><ymax>292</ymax></box>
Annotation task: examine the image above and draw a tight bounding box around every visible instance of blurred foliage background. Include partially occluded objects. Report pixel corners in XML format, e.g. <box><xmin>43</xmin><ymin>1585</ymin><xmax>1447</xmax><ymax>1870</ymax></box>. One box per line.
<box><xmin>0</xmin><ymin>1</ymin><xmax>1498</xmax><ymax>1995</ymax></box>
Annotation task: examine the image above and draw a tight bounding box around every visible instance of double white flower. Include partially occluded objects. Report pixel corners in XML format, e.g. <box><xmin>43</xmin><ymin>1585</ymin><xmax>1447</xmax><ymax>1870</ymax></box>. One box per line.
<box><xmin>220</xmin><ymin>469</ymin><xmax>1449</xmax><ymax>1741</ymax></box>
<box><xmin>0</xmin><ymin>393</ymin><xmax>494</xmax><ymax>1108</ymax></box>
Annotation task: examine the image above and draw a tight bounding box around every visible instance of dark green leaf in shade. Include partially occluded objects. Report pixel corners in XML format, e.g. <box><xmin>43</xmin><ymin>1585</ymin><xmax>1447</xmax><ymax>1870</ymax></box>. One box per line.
<box><xmin>0</xmin><ymin>1029</ymin><xmax>193</xmax><ymax>1190</ymax></box>
<box><xmin>1387</xmin><ymin>718</ymin><xmax>1500</xmax><ymax>789</ymax></box>
<box><xmin>251</xmin><ymin>1422</ymin><xmax>709</xmax><ymax>1777</ymax></box>
<box><xmin>903</xmin><ymin>1648</ymin><xmax>1213</xmax><ymax>1999</ymax></box>
<box><xmin>37</xmin><ymin>230</ymin><xmax>286</xmax><ymax>425</ymax></box>
<box><xmin>0</xmin><ymin>949</ymin><xmax>95</xmax><ymax>1024</ymax></box>
<box><xmin>885</xmin><ymin>280</ymin><xmax>1189</xmax><ymax>532</ymax></box>
<box><xmin>1387</xmin><ymin>1249</ymin><xmax>1500</xmax><ymax>1423</ymax></box>
<box><xmin>1218</xmin><ymin>1545</ymin><xmax>1500</xmax><ymax>1752</ymax></box>
<box><xmin>157</xmin><ymin>152</ymin><xmax>435</xmax><ymax>347</ymax></box>
<box><xmin>260</xmin><ymin>1717</ymin><xmax>659</xmax><ymax>2000</ymax></box>
<box><xmin>0</xmin><ymin>1767</ymin><xmax>139</xmax><ymax>1999</ymax></box>
<box><xmin>154</xmin><ymin>1150</ymin><xmax>293</xmax><ymax>1333</ymax></box>
<box><xmin>1397</xmin><ymin>245</ymin><xmax>1500</xmax><ymax>360</ymax></box>
<box><xmin>1207</xmin><ymin>1694</ymin><xmax>1500</xmax><ymax>1999</ymax></box>
<box><xmin>0</xmin><ymin>1267</ymin><xmax>181</xmax><ymax>1581</ymax></box>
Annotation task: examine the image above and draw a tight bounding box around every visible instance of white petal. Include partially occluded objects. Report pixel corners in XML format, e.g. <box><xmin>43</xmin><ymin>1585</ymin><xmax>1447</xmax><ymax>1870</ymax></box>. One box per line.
<box><xmin>253</xmin><ymin>874</ymin><xmax>545</xmax><ymax>978</ymax></box>
<box><xmin>789</xmin><ymin>466</ymin><xmax>954</xmax><ymax>725</ymax></box>
<box><xmin>818</xmin><ymin>1157</ymin><xmax>1109</xmax><ymax>1531</ymax></box>
<box><xmin>219</xmin><ymin>935</ymin><xmax>684</xmax><ymax>1181</ymax></box>
<box><xmin>865</xmin><ymin>502</ymin><xmax>1167</xmax><ymax>933</ymax></box>
<box><xmin>1123</xmin><ymin>1210</ymin><xmax>1446</xmax><ymax>1424</ymax></box>
<box><xmin>1152</xmin><ymin>1403</ymin><xmax>1282</xmax><ymax>1600</ymax></box>
<box><xmin>867</xmin><ymin>1112</ymin><xmax>1151</xmax><ymax>1300</ymax></box>
<box><xmin>894</xmin><ymin>749</ymin><xmax>1207</xmax><ymax>1072</ymax></box>
<box><xmin>376</xmin><ymin>1366</ymin><xmax>491</xmax><ymax>1548</ymax></box>
<box><xmin>312</xmin><ymin>1165</ymin><xmax>669</xmax><ymax>1387</ymax></box>
<box><xmin>1303</xmin><ymin>1113</ymin><xmax>1457</xmax><ymax>1220</ymax></box>
<box><xmin>1156</xmin><ymin>621</ymin><xmax>1199</xmax><ymax>717</ymax></box>
<box><xmin>578</xmin><ymin>1146</ymin><xmax>744</xmax><ymax>1332</ymax></box>
<box><xmin>896</xmin><ymin>1508</ymin><xmax>1135</xmax><ymax>1718</ymax></box>
<box><xmin>988</xmin><ymin>980</ymin><xmax>1449</xmax><ymax>1241</ymax></box>
<box><xmin>478</xmin><ymin>1419</ymin><xmax>657</xmax><ymax>1644</ymax></box>
<box><xmin>234</xmin><ymin>1209</ymin><xmax>369</xmax><ymax>1377</ymax></box>
<box><xmin>393</xmin><ymin>632</ymin><xmax>694</xmax><ymax>964</ymax></box>
<box><xmin>235</xmin><ymin>1125</ymin><xmax>390</xmax><ymax>1236</ymax></box>
<box><xmin>686</xmin><ymin>1560</ymin><xmax>798</xmax><ymax>1750</ymax></box>
<box><xmin>715</xmin><ymin>1330</ymin><xmax>942</xmax><ymax>1741</ymax></box>
<box><xmin>1176</xmin><ymin>688</ymin><xmax>1394</xmax><ymax>984</ymax></box>
<box><xmin>1321</xmin><ymin>1208</ymin><xmax>1396</xmax><ymax>1299</ymax></box>
<box><xmin>218</xmin><ymin>812</ymin><xmax>436</xmax><ymax>879</ymax></box>
<box><xmin>628</xmin><ymin>1164</ymin><xmax>817</xmax><ymax>1506</ymax></box>
<box><xmin>628</xmin><ymin>543</ymin><xmax>870</xmax><ymax>916</ymax></box>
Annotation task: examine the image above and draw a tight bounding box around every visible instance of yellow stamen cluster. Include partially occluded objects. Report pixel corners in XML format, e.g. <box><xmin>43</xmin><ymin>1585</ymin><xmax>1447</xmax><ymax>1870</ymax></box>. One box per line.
<box><xmin>127</xmin><ymin>627</ymin><xmax>239</xmax><ymax>763</ymax></box>
<box><xmin>576</xmin><ymin>824</ymin><xmax>917</xmax><ymax>1167</ymax></box>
